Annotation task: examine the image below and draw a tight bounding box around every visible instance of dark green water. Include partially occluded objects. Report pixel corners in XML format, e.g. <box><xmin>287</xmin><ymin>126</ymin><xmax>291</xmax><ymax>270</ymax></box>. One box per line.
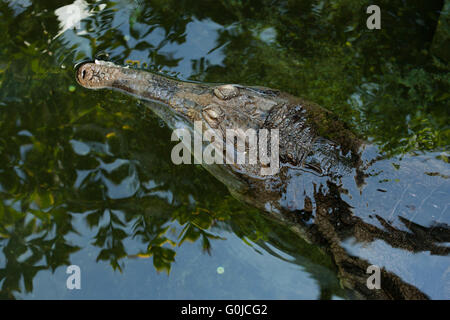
<box><xmin>0</xmin><ymin>0</ymin><xmax>448</xmax><ymax>299</ymax></box>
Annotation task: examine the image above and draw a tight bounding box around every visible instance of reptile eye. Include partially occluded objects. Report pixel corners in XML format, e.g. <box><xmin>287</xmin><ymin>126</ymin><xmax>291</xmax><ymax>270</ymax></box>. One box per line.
<box><xmin>213</xmin><ymin>84</ymin><xmax>239</xmax><ymax>100</ymax></box>
<box><xmin>202</xmin><ymin>105</ymin><xmax>223</xmax><ymax>128</ymax></box>
<box><xmin>82</xmin><ymin>70</ymin><xmax>86</xmax><ymax>79</ymax></box>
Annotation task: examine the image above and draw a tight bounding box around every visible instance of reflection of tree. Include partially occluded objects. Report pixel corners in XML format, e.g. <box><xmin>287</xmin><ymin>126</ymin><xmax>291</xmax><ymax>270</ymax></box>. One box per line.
<box><xmin>0</xmin><ymin>189</ymin><xmax>81</xmax><ymax>298</ymax></box>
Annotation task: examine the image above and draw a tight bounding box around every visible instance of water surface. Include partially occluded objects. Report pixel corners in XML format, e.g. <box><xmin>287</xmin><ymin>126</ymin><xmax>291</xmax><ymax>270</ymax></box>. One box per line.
<box><xmin>0</xmin><ymin>0</ymin><xmax>448</xmax><ymax>299</ymax></box>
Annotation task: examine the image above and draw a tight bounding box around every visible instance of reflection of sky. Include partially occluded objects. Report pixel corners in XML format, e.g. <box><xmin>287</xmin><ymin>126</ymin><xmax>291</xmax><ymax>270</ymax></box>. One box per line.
<box><xmin>342</xmin><ymin>238</ymin><xmax>450</xmax><ymax>300</ymax></box>
<box><xmin>54</xmin><ymin>1</ymin><xmax>225</xmax><ymax>79</ymax></box>
<box><xmin>149</xmin><ymin>18</ymin><xmax>226</xmax><ymax>77</ymax></box>
<box><xmin>54</xmin><ymin>0</ymin><xmax>90</xmax><ymax>38</ymax></box>
<box><xmin>5</xmin><ymin>0</ymin><xmax>32</xmax><ymax>16</ymax></box>
<box><xmin>115</xmin><ymin>15</ymin><xmax>226</xmax><ymax>78</ymax></box>
<box><xmin>18</xmin><ymin>219</ymin><xmax>332</xmax><ymax>299</ymax></box>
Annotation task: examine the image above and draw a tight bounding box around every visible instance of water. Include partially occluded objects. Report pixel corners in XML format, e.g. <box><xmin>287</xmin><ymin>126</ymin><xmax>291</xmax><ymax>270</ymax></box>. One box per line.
<box><xmin>0</xmin><ymin>0</ymin><xmax>448</xmax><ymax>299</ymax></box>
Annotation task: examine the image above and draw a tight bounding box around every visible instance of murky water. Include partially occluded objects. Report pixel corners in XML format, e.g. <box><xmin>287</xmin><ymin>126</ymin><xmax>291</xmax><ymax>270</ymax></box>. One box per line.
<box><xmin>0</xmin><ymin>0</ymin><xmax>448</xmax><ymax>299</ymax></box>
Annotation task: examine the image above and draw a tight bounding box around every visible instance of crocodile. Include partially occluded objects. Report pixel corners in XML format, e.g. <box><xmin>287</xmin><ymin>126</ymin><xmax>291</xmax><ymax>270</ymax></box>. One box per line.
<box><xmin>76</xmin><ymin>60</ymin><xmax>450</xmax><ymax>299</ymax></box>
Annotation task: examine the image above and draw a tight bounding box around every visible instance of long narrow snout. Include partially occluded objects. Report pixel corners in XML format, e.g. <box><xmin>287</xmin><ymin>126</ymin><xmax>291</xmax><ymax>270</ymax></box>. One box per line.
<box><xmin>76</xmin><ymin>60</ymin><xmax>182</xmax><ymax>106</ymax></box>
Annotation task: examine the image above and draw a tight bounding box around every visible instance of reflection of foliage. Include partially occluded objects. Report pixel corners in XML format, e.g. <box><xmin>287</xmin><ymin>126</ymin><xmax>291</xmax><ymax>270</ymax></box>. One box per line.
<box><xmin>0</xmin><ymin>203</ymin><xmax>80</xmax><ymax>299</ymax></box>
<box><xmin>131</xmin><ymin>215</ymin><xmax>177</xmax><ymax>273</ymax></box>
<box><xmin>350</xmin><ymin>59</ymin><xmax>449</xmax><ymax>158</ymax></box>
<box><xmin>174</xmin><ymin>207</ymin><xmax>224</xmax><ymax>254</ymax></box>
<box><xmin>188</xmin><ymin>0</ymin><xmax>449</xmax><ymax>157</ymax></box>
<box><xmin>0</xmin><ymin>0</ymin><xmax>447</xmax><ymax>299</ymax></box>
<box><xmin>91</xmin><ymin>209</ymin><xmax>128</xmax><ymax>272</ymax></box>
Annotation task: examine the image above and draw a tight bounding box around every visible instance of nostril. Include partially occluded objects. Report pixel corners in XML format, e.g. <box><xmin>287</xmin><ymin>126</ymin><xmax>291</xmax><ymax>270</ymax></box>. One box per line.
<box><xmin>76</xmin><ymin>63</ymin><xmax>100</xmax><ymax>87</ymax></box>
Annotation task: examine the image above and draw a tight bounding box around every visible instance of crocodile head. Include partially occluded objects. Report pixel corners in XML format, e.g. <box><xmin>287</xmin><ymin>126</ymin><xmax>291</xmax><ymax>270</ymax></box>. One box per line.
<box><xmin>76</xmin><ymin>60</ymin><xmax>287</xmax><ymax>201</ymax></box>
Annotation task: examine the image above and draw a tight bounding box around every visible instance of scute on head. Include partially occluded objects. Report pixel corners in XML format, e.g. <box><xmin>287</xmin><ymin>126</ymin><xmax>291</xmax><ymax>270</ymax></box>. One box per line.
<box><xmin>213</xmin><ymin>84</ymin><xmax>240</xmax><ymax>100</ymax></box>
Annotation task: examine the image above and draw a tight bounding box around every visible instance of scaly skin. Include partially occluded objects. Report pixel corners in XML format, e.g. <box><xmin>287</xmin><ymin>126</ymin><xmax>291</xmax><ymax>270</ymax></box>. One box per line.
<box><xmin>76</xmin><ymin>60</ymin><xmax>450</xmax><ymax>299</ymax></box>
